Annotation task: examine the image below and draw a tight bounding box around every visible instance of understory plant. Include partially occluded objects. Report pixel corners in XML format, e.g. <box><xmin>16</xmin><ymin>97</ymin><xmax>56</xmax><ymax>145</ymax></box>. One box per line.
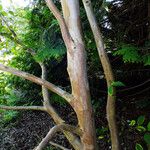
<box><xmin>128</xmin><ymin>115</ymin><xmax>150</xmax><ymax>150</ymax></box>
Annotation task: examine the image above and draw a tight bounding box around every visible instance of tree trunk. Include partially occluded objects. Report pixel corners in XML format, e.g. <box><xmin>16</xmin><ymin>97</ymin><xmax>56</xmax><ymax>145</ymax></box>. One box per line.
<box><xmin>81</xmin><ymin>1</ymin><xmax>119</xmax><ymax>150</ymax></box>
<box><xmin>60</xmin><ymin>1</ymin><xmax>97</xmax><ymax>150</ymax></box>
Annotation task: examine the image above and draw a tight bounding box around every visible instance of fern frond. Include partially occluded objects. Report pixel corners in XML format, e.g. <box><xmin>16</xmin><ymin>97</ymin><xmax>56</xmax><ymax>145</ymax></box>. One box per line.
<box><xmin>114</xmin><ymin>44</ymin><xmax>140</xmax><ymax>63</ymax></box>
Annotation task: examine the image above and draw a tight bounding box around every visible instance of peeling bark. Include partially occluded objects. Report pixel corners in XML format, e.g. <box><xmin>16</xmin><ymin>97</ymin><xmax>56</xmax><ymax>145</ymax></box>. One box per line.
<box><xmin>45</xmin><ymin>0</ymin><xmax>97</xmax><ymax>149</ymax></box>
<box><xmin>60</xmin><ymin>1</ymin><xmax>97</xmax><ymax>150</ymax></box>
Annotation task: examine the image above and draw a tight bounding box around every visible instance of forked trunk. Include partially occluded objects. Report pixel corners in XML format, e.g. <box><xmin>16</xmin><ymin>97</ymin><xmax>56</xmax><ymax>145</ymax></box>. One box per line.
<box><xmin>61</xmin><ymin>1</ymin><xmax>97</xmax><ymax>150</ymax></box>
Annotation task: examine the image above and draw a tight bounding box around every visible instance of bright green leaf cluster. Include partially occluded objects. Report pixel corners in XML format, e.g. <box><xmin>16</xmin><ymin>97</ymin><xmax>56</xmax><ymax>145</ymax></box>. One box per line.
<box><xmin>114</xmin><ymin>43</ymin><xmax>150</xmax><ymax>65</ymax></box>
<box><xmin>114</xmin><ymin>44</ymin><xmax>140</xmax><ymax>63</ymax></box>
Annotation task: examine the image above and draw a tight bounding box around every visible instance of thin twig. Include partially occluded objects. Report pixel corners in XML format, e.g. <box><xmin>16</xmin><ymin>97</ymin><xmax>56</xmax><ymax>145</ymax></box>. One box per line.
<box><xmin>119</xmin><ymin>79</ymin><xmax>150</xmax><ymax>92</ymax></box>
<box><xmin>0</xmin><ymin>105</ymin><xmax>45</xmax><ymax>111</ymax></box>
<box><xmin>35</xmin><ymin>124</ymin><xmax>81</xmax><ymax>150</ymax></box>
<box><xmin>0</xmin><ymin>14</ymin><xmax>17</xmax><ymax>37</ymax></box>
<box><xmin>35</xmin><ymin>125</ymin><xmax>62</xmax><ymax>150</ymax></box>
<box><xmin>50</xmin><ymin>141</ymin><xmax>70</xmax><ymax>150</ymax></box>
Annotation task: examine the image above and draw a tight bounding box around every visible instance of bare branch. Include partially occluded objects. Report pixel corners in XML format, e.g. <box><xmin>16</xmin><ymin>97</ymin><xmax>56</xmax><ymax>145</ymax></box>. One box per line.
<box><xmin>45</xmin><ymin>0</ymin><xmax>72</xmax><ymax>49</ymax></box>
<box><xmin>0</xmin><ymin>64</ymin><xmax>73</xmax><ymax>103</ymax></box>
<box><xmin>49</xmin><ymin>141</ymin><xmax>70</xmax><ymax>150</ymax></box>
<box><xmin>35</xmin><ymin>125</ymin><xmax>60</xmax><ymax>150</ymax></box>
<box><xmin>35</xmin><ymin>123</ymin><xmax>81</xmax><ymax>150</ymax></box>
<box><xmin>0</xmin><ymin>14</ymin><xmax>17</xmax><ymax>37</ymax></box>
<box><xmin>39</xmin><ymin>62</ymin><xmax>63</xmax><ymax>123</ymax></box>
<box><xmin>60</xmin><ymin>124</ymin><xmax>82</xmax><ymax>136</ymax></box>
<box><xmin>38</xmin><ymin>62</ymin><xmax>82</xmax><ymax>150</ymax></box>
<box><xmin>40</xmin><ymin>63</ymin><xmax>52</xmax><ymax>107</ymax></box>
<box><xmin>82</xmin><ymin>0</ymin><xmax>119</xmax><ymax>149</ymax></box>
<box><xmin>0</xmin><ymin>105</ymin><xmax>45</xmax><ymax>111</ymax></box>
<box><xmin>82</xmin><ymin>0</ymin><xmax>114</xmax><ymax>84</ymax></box>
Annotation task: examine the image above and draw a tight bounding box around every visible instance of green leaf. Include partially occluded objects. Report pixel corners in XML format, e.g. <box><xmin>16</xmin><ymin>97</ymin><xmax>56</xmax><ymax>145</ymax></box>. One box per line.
<box><xmin>136</xmin><ymin>126</ymin><xmax>146</xmax><ymax>132</ymax></box>
<box><xmin>9</xmin><ymin>11</ymin><xmax>14</xmax><ymax>15</ymax></box>
<box><xmin>147</xmin><ymin>122</ymin><xmax>150</xmax><ymax>131</ymax></box>
<box><xmin>111</xmin><ymin>81</ymin><xmax>125</xmax><ymax>87</ymax></box>
<box><xmin>137</xmin><ymin>115</ymin><xmax>145</xmax><ymax>126</ymax></box>
<box><xmin>129</xmin><ymin>120</ymin><xmax>136</xmax><ymax>126</ymax></box>
<box><xmin>1</xmin><ymin>11</ymin><xmax>8</xmax><ymax>16</ymax></box>
<box><xmin>108</xmin><ymin>85</ymin><xmax>113</xmax><ymax>96</ymax></box>
<box><xmin>0</xmin><ymin>5</ymin><xmax>2</xmax><ymax>11</ymax></box>
<box><xmin>135</xmin><ymin>143</ymin><xmax>143</xmax><ymax>150</ymax></box>
<box><xmin>144</xmin><ymin>133</ymin><xmax>150</xmax><ymax>144</ymax></box>
<box><xmin>114</xmin><ymin>43</ymin><xmax>141</xmax><ymax>63</ymax></box>
<box><xmin>98</xmin><ymin>136</ymin><xmax>104</xmax><ymax>140</ymax></box>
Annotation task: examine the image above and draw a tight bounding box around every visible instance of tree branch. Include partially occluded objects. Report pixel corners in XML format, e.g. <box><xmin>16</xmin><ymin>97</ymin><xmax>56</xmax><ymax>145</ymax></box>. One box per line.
<box><xmin>0</xmin><ymin>105</ymin><xmax>45</xmax><ymax>111</ymax></box>
<box><xmin>35</xmin><ymin>123</ymin><xmax>82</xmax><ymax>150</ymax></box>
<box><xmin>35</xmin><ymin>125</ymin><xmax>60</xmax><ymax>150</ymax></box>
<box><xmin>38</xmin><ymin>62</ymin><xmax>82</xmax><ymax>150</ymax></box>
<box><xmin>40</xmin><ymin>63</ymin><xmax>53</xmax><ymax>107</ymax></box>
<box><xmin>60</xmin><ymin>124</ymin><xmax>82</xmax><ymax>136</ymax></box>
<box><xmin>82</xmin><ymin>0</ymin><xmax>119</xmax><ymax>149</ymax></box>
<box><xmin>0</xmin><ymin>14</ymin><xmax>17</xmax><ymax>37</ymax></box>
<box><xmin>40</xmin><ymin>62</ymin><xmax>64</xmax><ymax>123</ymax></box>
<box><xmin>0</xmin><ymin>64</ymin><xmax>73</xmax><ymax>103</ymax></box>
<box><xmin>49</xmin><ymin>141</ymin><xmax>70</xmax><ymax>150</ymax></box>
<box><xmin>45</xmin><ymin>0</ymin><xmax>72</xmax><ymax>49</ymax></box>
